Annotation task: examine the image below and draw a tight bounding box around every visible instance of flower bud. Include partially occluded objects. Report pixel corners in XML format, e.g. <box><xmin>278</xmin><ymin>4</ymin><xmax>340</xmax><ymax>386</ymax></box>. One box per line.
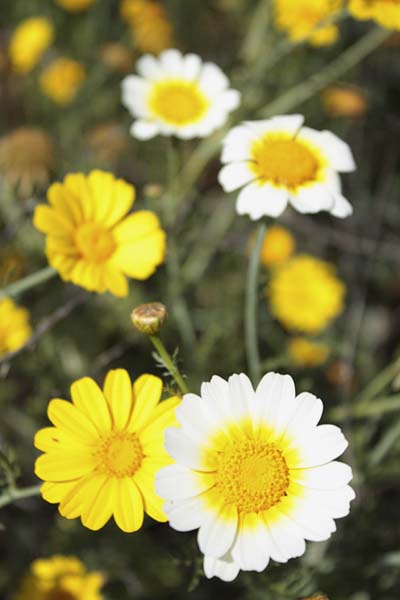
<box><xmin>131</xmin><ymin>302</ymin><xmax>167</xmax><ymax>335</ymax></box>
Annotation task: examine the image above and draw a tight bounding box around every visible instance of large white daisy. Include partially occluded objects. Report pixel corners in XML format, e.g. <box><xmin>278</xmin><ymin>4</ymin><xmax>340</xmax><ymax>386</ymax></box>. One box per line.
<box><xmin>121</xmin><ymin>49</ymin><xmax>240</xmax><ymax>140</ymax></box>
<box><xmin>218</xmin><ymin>115</ymin><xmax>356</xmax><ymax>220</ymax></box>
<box><xmin>156</xmin><ymin>372</ymin><xmax>355</xmax><ymax>582</ymax></box>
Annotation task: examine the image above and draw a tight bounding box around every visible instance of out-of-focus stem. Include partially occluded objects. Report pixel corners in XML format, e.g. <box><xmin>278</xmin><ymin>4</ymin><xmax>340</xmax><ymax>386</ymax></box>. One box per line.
<box><xmin>0</xmin><ymin>484</ymin><xmax>41</xmax><ymax>509</ymax></box>
<box><xmin>149</xmin><ymin>334</ymin><xmax>189</xmax><ymax>395</ymax></box>
<box><xmin>245</xmin><ymin>223</ymin><xmax>266</xmax><ymax>386</ymax></box>
<box><xmin>0</xmin><ymin>266</ymin><xmax>56</xmax><ymax>300</ymax></box>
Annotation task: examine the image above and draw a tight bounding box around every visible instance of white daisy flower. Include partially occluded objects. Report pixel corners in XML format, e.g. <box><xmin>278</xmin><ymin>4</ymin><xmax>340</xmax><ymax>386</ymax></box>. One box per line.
<box><xmin>218</xmin><ymin>115</ymin><xmax>356</xmax><ymax>220</ymax></box>
<box><xmin>156</xmin><ymin>372</ymin><xmax>355</xmax><ymax>582</ymax></box>
<box><xmin>121</xmin><ymin>49</ymin><xmax>240</xmax><ymax>140</ymax></box>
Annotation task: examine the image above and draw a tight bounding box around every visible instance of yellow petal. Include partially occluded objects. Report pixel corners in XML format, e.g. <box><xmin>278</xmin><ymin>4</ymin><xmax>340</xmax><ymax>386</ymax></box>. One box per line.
<box><xmin>81</xmin><ymin>477</ymin><xmax>116</xmax><ymax>530</ymax></box>
<box><xmin>112</xmin><ymin>478</ymin><xmax>144</xmax><ymax>532</ymax></box>
<box><xmin>102</xmin><ymin>264</ymin><xmax>128</xmax><ymax>297</ymax></box>
<box><xmin>88</xmin><ymin>170</ymin><xmax>135</xmax><ymax>228</ymax></box>
<box><xmin>35</xmin><ymin>449</ymin><xmax>95</xmax><ymax>481</ymax></box>
<box><xmin>48</xmin><ymin>181</ymin><xmax>83</xmax><ymax>225</ymax></box>
<box><xmin>34</xmin><ymin>426</ymin><xmax>86</xmax><ymax>452</ymax></box>
<box><xmin>33</xmin><ymin>204</ymin><xmax>73</xmax><ymax>235</ymax></box>
<box><xmin>40</xmin><ymin>480</ymin><xmax>77</xmax><ymax>504</ymax></box>
<box><xmin>47</xmin><ymin>398</ymin><xmax>99</xmax><ymax>443</ymax></box>
<box><xmin>63</xmin><ymin>173</ymin><xmax>93</xmax><ymax>222</ymax></box>
<box><xmin>59</xmin><ymin>473</ymin><xmax>109</xmax><ymax>521</ymax></box>
<box><xmin>70</xmin><ymin>377</ymin><xmax>112</xmax><ymax>434</ymax></box>
<box><xmin>139</xmin><ymin>395</ymin><xmax>181</xmax><ymax>452</ymax></box>
<box><xmin>103</xmin><ymin>369</ymin><xmax>133</xmax><ymax>430</ymax></box>
<box><xmin>134</xmin><ymin>457</ymin><xmax>171</xmax><ymax>522</ymax></box>
<box><xmin>127</xmin><ymin>374</ymin><xmax>163</xmax><ymax>433</ymax></box>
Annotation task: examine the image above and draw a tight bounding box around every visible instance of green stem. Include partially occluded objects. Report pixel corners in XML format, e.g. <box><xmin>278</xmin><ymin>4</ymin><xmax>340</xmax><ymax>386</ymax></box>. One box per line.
<box><xmin>0</xmin><ymin>484</ymin><xmax>41</xmax><ymax>509</ymax></box>
<box><xmin>260</xmin><ymin>26</ymin><xmax>390</xmax><ymax>118</ymax></box>
<box><xmin>245</xmin><ymin>223</ymin><xmax>267</xmax><ymax>386</ymax></box>
<box><xmin>0</xmin><ymin>266</ymin><xmax>57</xmax><ymax>300</ymax></box>
<box><xmin>356</xmin><ymin>356</ymin><xmax>400</xmax><ymax>404</ymax></box>
<box><xmin>330</xmin><ymin>393</ymin><xmax>400</xmax><ymax>421</ymax></box>
<box><xmin>149</xmin><ymin>334</ymin><xmax>189</xmax><ymax>395</ymax></box>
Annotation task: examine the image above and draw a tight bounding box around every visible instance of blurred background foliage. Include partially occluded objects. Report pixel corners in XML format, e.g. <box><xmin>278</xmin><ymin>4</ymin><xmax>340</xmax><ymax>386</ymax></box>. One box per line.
<box><xmin>1</xmin><ymin>0</ymin><xmax>400</xmax><ymax>598</ymax></box>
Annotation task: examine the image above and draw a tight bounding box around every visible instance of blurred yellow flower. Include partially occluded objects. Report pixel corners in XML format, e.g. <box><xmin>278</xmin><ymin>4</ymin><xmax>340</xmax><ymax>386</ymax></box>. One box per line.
<box><xmin>40</xmin><ymin>58</ymin><xmax>86</xmax><ymax>105</ymax></box>
<box><xmin>100</xmin><ymin>42</ymin><xmax>134</xmax><ymax>72</ymax></box>
<box><xmin>55</xmin><ymin>0</ymin><xmax>96</xmax><ymax>12</ymax></box>
<box><xmin>0</xmin><ymin>298</ymin><xmax>31</xmax><ymax>357</ymax></box>
<box><xmin>268</xmin><ymin>254</ymin><xmax>345</xmax><ymax>333</ymax></box>
<box><xmin>34</xmin><ymin>370</ymin><xmax>180</xmax><ymax>531</ymax></box>
<box><xmin>259</xmin><ymin>225</ymin><xmax>295</xmax><ymax>267</ymax></box>
<box><xmin>8</xmin><ymin>17</ymin><xmax>54</xmax><ymax>74</ymax></box>
<box><xmin>274</xmin><ymin>0</ymin><xmax>343</xmax><ymax>47</ymax></box>
<box><xmin>349</xmin><ymin>0</ymin><xmax>400</xmax><ymax>30</ymax></box>
<box><xmin>14</xmin><ymin>555</ymin><xmax>104</xmax><ymax>600</ymax></box>
<box><xmin>121</xmin><ymin>0</ymin><xmax>173</xmax><ymax>54</ymax></box>
<box><xmin>0</xmin><ymin>247</ymin><xmax>26</xmax><ymax>285</ymax></box>
<box><xmin>0</xmin><ymin>127</ymin><xmax>55</xmax><ymax>196</ymax></box>
<box><xmin>322</xmin><ymin>85</ymin><xmax>367</xmax><ymax>118</ymax></box>
<box><xmin>33</xmin><ymin>170</ymin><xmax>166</xmax><ymax>297</ymax></box>
<box><xmin>288</xmin><ymin>337</ymin><xmax>330</xmax><ymax>367</ymax></box>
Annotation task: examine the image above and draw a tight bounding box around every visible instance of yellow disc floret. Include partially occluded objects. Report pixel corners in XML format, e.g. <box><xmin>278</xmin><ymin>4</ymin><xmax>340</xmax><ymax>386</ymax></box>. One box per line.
<box><xmin>149</xmin><ymin>80</ymin><xmax>209</xmax><ymax>126</ymax></box>
<box><xmin>95</xmin><ymin>432</ymin><xmax>143</xmax><ymax>478</ymax></box>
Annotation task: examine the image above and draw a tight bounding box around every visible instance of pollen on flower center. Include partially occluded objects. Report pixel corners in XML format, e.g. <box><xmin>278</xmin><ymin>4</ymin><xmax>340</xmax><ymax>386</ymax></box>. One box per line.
<box><xmin>149</xmin><ymin>80</ymin><xmax>209</xmax><ymax>125</ymax></box>
<box><xmin>95</xmin><ymin>432</ymin><xmax>144</xmax><ymax>478</ymax></box>
<box><xmin>214</xmin><ymin>439</ymin><xmax>289</xmax><ymax>514</ymax></box>
<box><xmin>75</xmin><ymin>222</ymin><xmax>116</xmax><ymax>262</ymax></box>
<box><xmin>251</xmin><ymin>134</ymin><xmax>321</xmax><ymax>188</ymax></box>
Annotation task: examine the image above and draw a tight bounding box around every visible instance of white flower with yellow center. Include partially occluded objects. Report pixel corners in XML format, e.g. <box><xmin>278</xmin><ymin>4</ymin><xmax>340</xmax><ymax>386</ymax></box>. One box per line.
<box><xmin>218</xmin><ymin>115</ymin><xmax>356</xmax><ymax>220</ymax></box>
<box><xmin>121</xmin><ymin>49</ymin><xmax>240</xmax><ymax>140</ymax></box>
<box><xmin>156</xmin><ymin>372</ymin><xmax>355</xmax><ymax>581</ymax></box>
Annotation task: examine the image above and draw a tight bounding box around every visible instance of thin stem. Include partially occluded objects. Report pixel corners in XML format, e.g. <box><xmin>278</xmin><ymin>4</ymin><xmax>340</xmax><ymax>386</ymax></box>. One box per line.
<box><xmin>245</xmin><ymin>223</ymin><xmax>267</xmax><ymax>386</ymax></box>
<box><xmin>330</xmin><ymin>393</ymin><xmax>400</xmax><ymax>421</ymax></box>
<box><xmin>0</xmin><ymin>484</ymin><xmax>41</xmax><ymax>509</ymax></box>
<box><xmin>260</xmin><ymin>26</ymin><xmax>390</xmax><ymax>118</ymax></box>
<box><xmin>355</xmin><ymin>355</ymin><xmax>400</xmax><ymax>405</ymax></box>
<box><xmin>149</xmin><ymin>334</ymin><xmax>189</xmax><ymax>395</ymax></box>
<box><xmin>0</xmin><ymin>266</ymin><xmax>57</xmax><ymax>300</ymax></box>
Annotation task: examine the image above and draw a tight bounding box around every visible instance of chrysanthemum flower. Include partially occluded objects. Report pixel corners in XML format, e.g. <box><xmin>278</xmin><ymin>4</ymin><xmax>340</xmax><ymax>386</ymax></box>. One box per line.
<box><xmin>8</xmin><ymin>17</ymin><xmax>54</xmax><ymax>74</ymax></box>
<box><xmin>258</xmin><ymin>225</ymin><xmax>295</xmax><ymax>267</ymax></box>
<box><xmin>33</xmin><ymin>170</ymin><xmax>165</xmax><ymax>297</ymax></box>
<box><xmin>55</xmin><ymin>0</ymin><xmax>96</xmax><ymax>12</ymax></box>
<box><xmin>40</xmin><ymin>58</ymin><xmax>86</xmax><ymax>105</ymax></box>
<box><xmin>156</xmin><ymin>372</ymin><xmax>354</xmax><ymax>581</ymax></box>
<box><xmin>121</xmin><ymin>0</ymin><xmax>174</xmax><ymax>55</ymax></box>
<box><xmin>288</xmin><ymin>337</ymin><xmax>330</xmax><ymax>367</ymax></box>
<box><xmin>349</xmin><ymin>0</ymin><xmax>400</xmax><ymax>31</ymax></box>
<box><xmin>274</xmin><ymin>0</ymin><xmax>343</xmax><ymax>47</ymax></box>
<box><xmin>34</xmin><ymin>369</ymin><xmax>180</xmax><ymax>532</ymax></box>
<box><xmin>121</xmin><ymin>49</ymin><xmax>240</xmax><ymax>140</ymax></box>
<box><xmin>0</xmin><ymin>298</ymin><xmax>31</xmax><ymax>357</ymax></box>
<box><xmin>14</xmin><ymin>555</ymin><xmax>104</xmax><ymax>600</ymax></box>
<box><xmin>219</xmin><ymin>114</ymin><xmax>355</xmax><ymax>220</ymax></box>
<box><xmin>268</xmin><ymin>254</ymin><xmax>345</xmax><ymax>334</ymax></box>
<box><xmin>0</xmin><ymin>127</ymin><xmax>55</xmax><ymax>196</ymax></box>
<box><xmin>322</xmin><ymin>85</ymin><xmax>367</xmax><ymax>118</ymax></box>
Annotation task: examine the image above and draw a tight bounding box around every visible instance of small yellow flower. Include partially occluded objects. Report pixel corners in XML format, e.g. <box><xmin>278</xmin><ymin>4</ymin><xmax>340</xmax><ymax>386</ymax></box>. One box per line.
<box><xmin>268</xmin><ymin>254</ymin><xmax>345</xmax><ymax>333</ymax></box>
<box><xmin>274</xmin><ymin>0</ymin><xmax>343</xmax><ymax>47</ymax></box>
<box><xmin>40</xmin><ymin>58</ymin><xmax>86</xmax><ymax>105</ymax></box>
<box><xmin>288</xmin><ymin>337</ymin><xmax>330</xmax><ymax>367</ymax></box>
<box><xmin>259</xmin><ymin>225</ymin><xmax>295</xmax><ymax>267</ymax></box>
<box><xmin>14</xmin><ymin>555</ymin><xmax>104</xmax><ymax>600</ymax></box>
<box><xmin>0</xmin><ymin>127</ymin><xmax>55</xmax><ymax>196</ymax></box>
<box><xmin>349</xmin><ymin>0</ymin><xmax>400</xmax><ymax>30</ymax></box>
<box><xmin>121</xmin><ymin>0</ymin><xmax>173</xmax><ymax>54</ymax></box>
<box><xmin>55</xmin><ymin>0</ymin><xmax>96</xmax><ymax>12</ymax></box>
<box><xmin>0</xmin><ymin>298</ymin><xmax>31</xmax><ymax>357</ymax></box>
<box><xmin>8</xmin><ymin>17</ymin><xmax>54</xmax><ymax>74</ymax></box>
<box><xmin>322</xmin><ymin>85</ymin><xmax>367</xmax><ymax>118</ymax></box>
<box><xmin>33</xmin><ymin>170</ymin><xmax>166</xmax><ymax>297</ymax></box>
<box><xmin>34</xmin><ymin>370</ymin><xmax>180</xmax><ymax>531</ymax></box>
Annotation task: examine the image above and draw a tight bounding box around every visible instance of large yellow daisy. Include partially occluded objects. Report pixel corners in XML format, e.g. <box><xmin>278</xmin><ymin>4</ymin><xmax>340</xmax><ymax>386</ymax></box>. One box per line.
<box><xmin>34</xmin><ymin>369</ymin><xmax>180</xmax><ymax>532</ymax></box>
<box><xmin>33</xmin><ymin>170</ymin><xmax>166</xmax><ymax>297</ymax></box>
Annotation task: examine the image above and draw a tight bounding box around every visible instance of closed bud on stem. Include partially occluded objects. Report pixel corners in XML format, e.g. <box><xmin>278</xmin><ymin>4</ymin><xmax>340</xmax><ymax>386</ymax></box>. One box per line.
<box><xmin>131</xmin><ymin>302</ymin><xmax>167</xmax><ymax>335</ymax></box>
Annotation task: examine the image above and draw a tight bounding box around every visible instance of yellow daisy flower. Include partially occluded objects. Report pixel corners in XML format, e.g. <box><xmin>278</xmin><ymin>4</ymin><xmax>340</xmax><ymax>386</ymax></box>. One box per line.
<box><xmin>40</xmin><ymin>58</ymin><xmax>86</xmax><ymax>105</ymax></box>
<box><xmin>322</xmin><ymin>85</ymin><xmax>367</xmax><ymax>118</ymax></box>
<box><xmin>8</xmin><ymin>17</ymin><xmax>54</xmax><ymax>74</ymax></box>
<box><xmin>288</xmin><ymin>337</ymin><xmax>330</xmax><ymax>367</ymax></box>
<box><xmin>55</xmin><ymin>0</ymin><xmax>96</xmax><ymax>12</ymax></box>
<box><xmin>14</xmin><ymin>555</ymin><xmax>104</xmax><ymax>600</ymax></box>
<box><xmin>0</xmin><ymin>298</ymin><xmax>31</xmax><ymax>357</ymax></box>
<box><xmin>33</xmin><ymin>170</ymin><xmax>166</xmax><ymax>297</ymax></box>
<box><xmin>274</xmin><ymin>0</ymin><xmax>343</xmax><ymax>47</ymax></box>
<box><xmin>259</xmin><ymin>225</ymin><xmax>295</xmax><ymax>267</ymax></box>
<box><xmin>121</xmin><ymin>0</ymin><xmax>174</xmax><ymax>54</ymax></box>
<box><xmin>268</xmin><ymin>254</ymin><xmax>345</xmax><ymax>334</ymax></box>
<box><xmin>349</xmin><ymin>0</ymin><xmax>400</xmax><ymax>31</ymax></box>
<box><xmin>34</xmin><ymin>369</ymin><xmax>180</xmax><ymax>532</ymax></box>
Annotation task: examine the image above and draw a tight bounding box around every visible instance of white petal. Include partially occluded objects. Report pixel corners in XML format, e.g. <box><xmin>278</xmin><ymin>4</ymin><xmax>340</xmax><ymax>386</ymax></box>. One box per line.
<box><xmin>236</xmin><ymin>181</ymin><xmax>289</xmax><ymax>219</ymax></box>
<box><xmin>301</xmin><ymin>486</ymin><xmax>355</xmax><ymax>518</ymax></box>
<box><xmin>283</xmin><ymin>392</ymin><xmax>323</xmax><ymax>439</ymax></box>
<box><xmin>136</xmin><ymin>54</ymin><xmax>163</xmax><ymax>80</ymax></box>
<box><xmin>244</xmin><ymin>114</ymin><xmax>304</xmax><ymax>138</ymax></box>
<box><xmin>200</xmin><ymin>375</ymin><xmax>231</xmax><ymax>425</ymax></box>
<box><xmin>130</xmin><ymin>120</ymin><xmax>159</xmax><ymax>140</ymax></box>
<box><xmin>164</xmin><ymin>427</ymin><xmax>207</xmax><ymax>470</ymax></box>
<box><xmin>283</xmin><ymin>501</ymin><xmax>336</xmax><ymax>542</ymax></box>
<box><xmin>264</xmin><ymin>511</ymin><xmax>306</xmax><ymax>562</ymax></box>
<box><xmin>228</xmin><ymin>373</ymin><xmax>255</xmax><ymax>420</ymax></box>
<box><xmin>175</xmin><ymin>393</ymin><xmax>222</xmax><ymax>446</ymax></box>
<box><xmin>319</xmin><ymin>130</ymin><xmax>356</xmax><ymax>172</ymax></box>
<box><xmin>289</xmin><ymin>182</ymin><xmax>334</xmax><ymax>215</ymax></box>
<box><xmin>221</xmin><ymin>89</ymin><xmax>241</xmax><ymax>111</ymax></box>
<box><xmin>293</xmin><ymin>424</ymin><xmax>349</xmax><ymax>468</ymax></box>
<box><xmin>253</xmin><ymin>372</ymin><xmax>296</xmax><ymax>433</ymax></box>
<box><xmin>155</xmin><ymin>464</ymin><xmax>211</xmax><ymax>500</ymax></box>
<box><xmin>197</xmin><ymin>504</ymin><xmax>238</xmax><ymax>558</ymax></box>
<box><xmin>291</xmin><ymin>461</ymin><xmax>353</xmax><ymax>490</ymax></box>
<box><xmin>221</xmin><ymin>125</ymin><xmax>255</xmax><ymax>163</ymax></box>
<box><xmin>330</xmin><ymin>193</ymin><xmax>353</xmax><ymax>218</ymax></box>
<box><xmin>198</xmin><ymin>62</ymin><xmax>229</xmax><ymax>93</ymax></box>
<box><xmin>159</xmin><ymin>49</ymin><xmax>184</xmax><ymax>76</ymax></box>
<box><xmin>218</xmin><ymin>162</ymin><xmax>254</xmax><ymax>192</ymax></box>
<box><xmin>204</xmin><ymin>554</ymin><xmax>240</xmax><ymax>582</ymax></box>
<box><xmin>231</xmin><ymin>514</ymin><xmax>270</xmax><ymax>571</ymax></box>
<box><xmin>164</xmin><ymin>496</ymin><xmax>206</xmax><ymax>532</ymax></box>
<box><xmin>182</xmin><ymin>53</ymin><xmax>202</xmax><ymax>80</ymax></box>
<box><xmin>121</xmin><ymin>75</ymin><xmax>150</xmax><ymax>117</ymax></box>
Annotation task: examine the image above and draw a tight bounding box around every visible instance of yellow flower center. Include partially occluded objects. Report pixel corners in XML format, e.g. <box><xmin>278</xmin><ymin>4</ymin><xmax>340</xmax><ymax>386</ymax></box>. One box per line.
<box><xmin>251</xmin><ymin>134</ymin><xmax>321</xmax><ymax>189</ymax></box>
<box><xmin>95</xmin><ymin>432</ymin><xmax>143</xmax><ymax>478</ymax></box>
<box><xmin>214</xmin><ymin>439</ymin><xmax>289</xmax><ymax>514</ymax></box>
<box><xmin>75</xmin><ymin>222</ymin><xmax>116</xmax><ymax>262</ymax></box>
<box><xmin>149</xmin><ymin>80</ymin><xmax>209</xmax><ymax>126</ymax></box>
